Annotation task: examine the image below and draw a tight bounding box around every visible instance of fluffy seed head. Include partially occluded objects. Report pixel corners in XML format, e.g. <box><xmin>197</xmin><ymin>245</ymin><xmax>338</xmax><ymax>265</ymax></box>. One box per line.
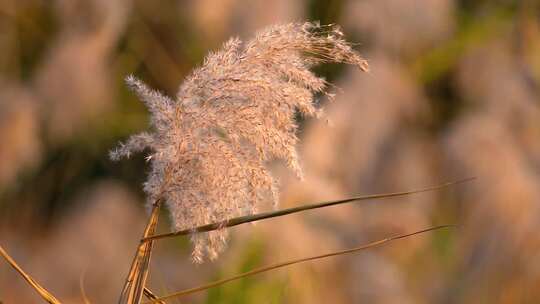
<box><xmin>111</xmin><ymin>22</ymin><xmax>368</xmax><ymax>262</ymax></box>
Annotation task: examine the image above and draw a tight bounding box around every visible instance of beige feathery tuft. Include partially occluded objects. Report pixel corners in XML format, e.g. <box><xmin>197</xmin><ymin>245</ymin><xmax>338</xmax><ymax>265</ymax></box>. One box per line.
<box><xmin>111</xmin><ymin>22</ymin><xmax>368</xmax><ymax>263</ymax></box>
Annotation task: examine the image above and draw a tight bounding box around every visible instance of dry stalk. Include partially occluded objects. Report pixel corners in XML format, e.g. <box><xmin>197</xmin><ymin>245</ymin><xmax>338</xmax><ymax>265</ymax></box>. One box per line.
<box><xmin>118</xmin><ymin>199</ymin><xmax>162</xmax><ymax>304</ymax></box>
<box><xmin>0</xmin><ymin>245</ymin><xmax>62</xmax><ymax>304</ymax></box>
<box><xmin>143</xmin><ymin>288</ymin><xmax>165</xmax><ymax>304</ymax></box>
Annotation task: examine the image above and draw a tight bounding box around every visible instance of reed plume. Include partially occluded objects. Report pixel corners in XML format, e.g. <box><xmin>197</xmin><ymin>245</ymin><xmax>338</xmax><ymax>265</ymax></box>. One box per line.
<box><xmin>111</xmin><ymin>22</ymin><xmax>368</xmax><ymax>263</ymax></box>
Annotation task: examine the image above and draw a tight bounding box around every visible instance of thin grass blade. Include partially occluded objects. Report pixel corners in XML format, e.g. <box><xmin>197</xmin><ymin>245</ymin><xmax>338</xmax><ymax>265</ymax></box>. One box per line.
<box><xmin>144</xmin><ymin>178</ymin><xmax>473</xmax><ymax>242</ymax></box>
<box><xmin>142</xmin><ymin>225</ymin><xmax>455</xmax><ymax>303</ymax></box>
<box><xmin>79</xmin><ymin>270</ymin><xmax>91</xmax><ymax>304</ymax></box>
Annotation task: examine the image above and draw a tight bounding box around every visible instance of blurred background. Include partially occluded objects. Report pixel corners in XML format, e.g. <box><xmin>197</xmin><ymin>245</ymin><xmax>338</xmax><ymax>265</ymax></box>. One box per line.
<box><xmin>1</xmin><ymin>0</ymin><xmax>540</xmax><ymax>303</ymax></box>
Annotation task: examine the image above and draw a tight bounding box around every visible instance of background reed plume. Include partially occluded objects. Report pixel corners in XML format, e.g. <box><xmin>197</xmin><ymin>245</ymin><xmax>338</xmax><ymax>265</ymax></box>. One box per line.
<box><xmin>111</xmin><ymin>22</ymin><xmax>368</xmax><ymax>263</ymax></box>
